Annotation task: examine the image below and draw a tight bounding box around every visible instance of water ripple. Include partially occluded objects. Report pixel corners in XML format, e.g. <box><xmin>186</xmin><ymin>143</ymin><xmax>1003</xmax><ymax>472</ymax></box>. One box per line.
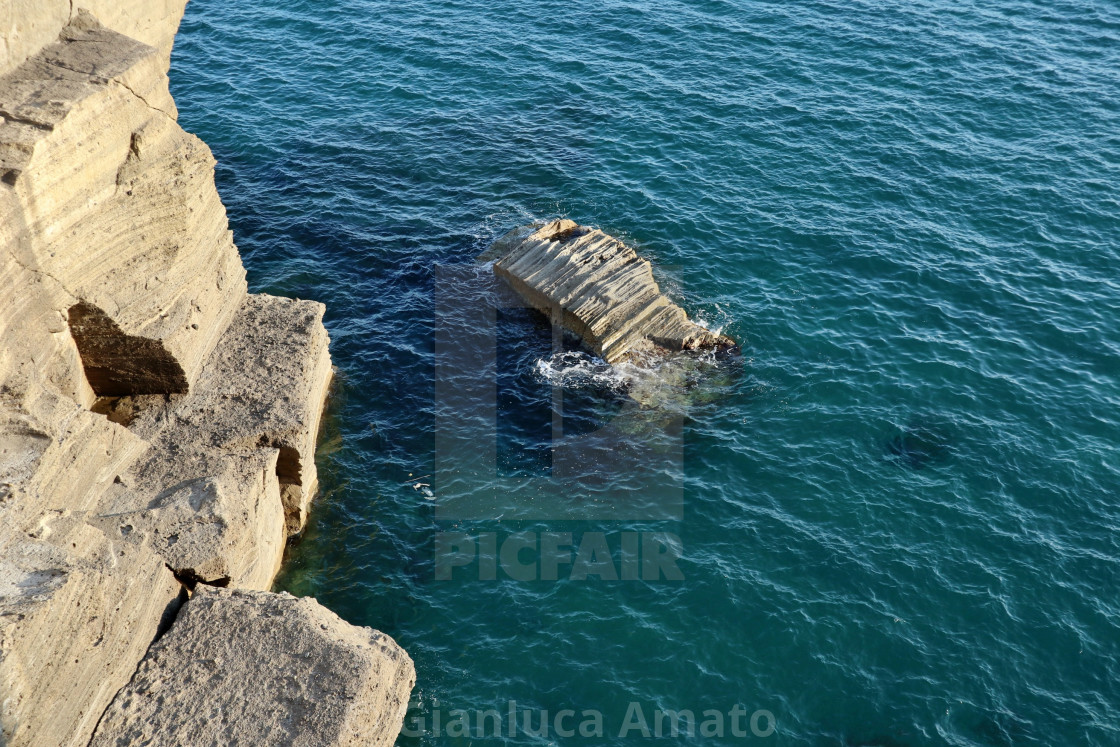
<box><xmin>172</xmin><ymin>0</ymin><xmax>1120</xmax><ymax>744</ymax></box>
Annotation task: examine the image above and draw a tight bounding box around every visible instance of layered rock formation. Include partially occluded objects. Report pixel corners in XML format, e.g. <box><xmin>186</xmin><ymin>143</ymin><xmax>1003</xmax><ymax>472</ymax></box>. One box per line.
<box><xmin>491</xmin><ymin>219</ymin><xmax>737</xmax><ymax>363</ymax></box>
<box><xmin>0</xmin><ymin>5</ymin><xmax>413</xmax><ymax>746</ymax></box>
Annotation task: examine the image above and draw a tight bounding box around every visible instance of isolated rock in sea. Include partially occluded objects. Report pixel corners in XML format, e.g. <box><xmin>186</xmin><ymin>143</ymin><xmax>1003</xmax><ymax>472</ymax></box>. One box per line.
<box><xmin>89</xmin><ymin>587</ymin><xmax>416</xmax><ymax>747</ymax></box>
<box><xmin>490</xmin><ymin>220</ymin><xmax>737</xmax><ymax>363</ymax></box>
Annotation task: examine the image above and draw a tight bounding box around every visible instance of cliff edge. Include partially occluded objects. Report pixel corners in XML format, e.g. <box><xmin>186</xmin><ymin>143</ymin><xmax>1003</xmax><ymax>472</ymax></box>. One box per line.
<box><xmin>0</xmin><ymin>5</ymin><xmax>414</xmax><ymax>746</ymax></box>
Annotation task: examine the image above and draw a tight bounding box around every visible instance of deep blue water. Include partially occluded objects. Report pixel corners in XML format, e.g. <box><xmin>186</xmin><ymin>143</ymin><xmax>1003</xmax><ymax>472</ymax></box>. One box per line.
<box><xmin>171</xmin><ymin>1</ymin><xmax>1120</xmax><ymax>744</ymax></box>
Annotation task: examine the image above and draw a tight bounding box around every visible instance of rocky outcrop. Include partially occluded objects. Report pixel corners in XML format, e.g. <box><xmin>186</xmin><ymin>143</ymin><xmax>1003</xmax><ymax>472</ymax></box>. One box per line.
<box><xmin>491</xmin><ymin>219</ymin><xmax>736</xmax><ymax>363</ymax></box>
<box><xmin>1</xmin><ymin>15</ymin><xmax>246</xmax><ymax>397</ymax></box>
<box><xmin>90</xmin><ymin>587</ymin><xmax>416</xmax><ymax>747</ymax></box>
<box><xmin>91</xmin><ymin>294</ymin><xmax>334</xmax><ymax>587</ymax></box>
<box><xmin>0</xmin><ymin>5</ymin><xmax>413</xmax><ymax>747</ymax></box>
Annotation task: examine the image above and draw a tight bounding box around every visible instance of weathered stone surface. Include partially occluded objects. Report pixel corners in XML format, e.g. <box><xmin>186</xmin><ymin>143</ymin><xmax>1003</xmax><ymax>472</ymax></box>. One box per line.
<box><xmin>94</xmin><ymin>294</ymin><xmax>333</xmax><ymax>585</ymax></box>
<box><xmin>0</xmin><ymin>311</ymin><xmax>184</xmax><ymax>747</ymax></box>
<box><xmin>91</xmin><ymin>450</ymin><xmax>286</xmax><ymax>590</ymax></box>
<box><xmin>90</xmin><ymin>587</ymin><xmax>416</xmax><ymax>747</ymax></box>
<box><xmin>492</xmin><ymin>220</ymin><xmax>736</xmax><ymax>363</ymax></box>
<box><xmin>0</xmin><ymin>381</ymin><xmax>181</xmax><ymax>747</ymax></box>
<box><xmin>123</xmin><ymin>294</ymin><xmax>333</xmax><ymax>533</ymax></box>
<box><xmin>154</xmin><ymin>293</ymin><xmax>333</xmax><ymax>537</ymax></box>
<box><xmin>0</xmin><ymin>516</ymin><xmax>182</xmax><ymax>747</ymax></box>
<box><xmin>0</xmin><ymin>1</ymin><xmax>187</xmax><ymax>78</ymax></box>
<box><xmin>1</xmin><ymin>21</ymin><xmax>247</xmax><ymax>395</ymax></box>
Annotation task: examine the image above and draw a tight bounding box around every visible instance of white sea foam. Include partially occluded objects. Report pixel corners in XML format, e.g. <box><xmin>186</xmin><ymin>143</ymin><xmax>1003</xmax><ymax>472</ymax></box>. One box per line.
<box><xmin>692</xmin><ymin>303</ymin><xmax>733</xmax><ymax>337</ymax></box>
<box><xmin>532</xmin><ymin>347</ymin><xmax>730</xmax><ymax>411</ymax></box>
<box><xmin>532</xmin><ymin>351</ymin><xmax>631</xmax><ymax>391</ymax></box>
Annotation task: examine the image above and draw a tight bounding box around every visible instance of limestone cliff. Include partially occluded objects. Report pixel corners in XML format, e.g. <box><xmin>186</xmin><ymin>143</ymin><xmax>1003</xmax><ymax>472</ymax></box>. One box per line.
<box><xmin>0</xmin><ymin>5</ymin><xmax>413</xmax><ymax>746</ymax></box>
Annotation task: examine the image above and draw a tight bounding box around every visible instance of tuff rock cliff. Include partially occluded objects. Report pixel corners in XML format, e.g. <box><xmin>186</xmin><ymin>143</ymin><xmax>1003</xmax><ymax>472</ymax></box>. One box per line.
<box><xmin>0</xmin><ymin>4</ymin><xmax>414</xmax><ymax>745</ymax></box>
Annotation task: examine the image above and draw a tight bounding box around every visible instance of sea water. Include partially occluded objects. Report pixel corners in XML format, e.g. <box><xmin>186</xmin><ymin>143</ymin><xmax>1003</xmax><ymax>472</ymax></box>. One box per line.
<box><xmin>171</xmin><ymin>0</ymin><xmax>1120</xmax><ymax>743</ymax></box>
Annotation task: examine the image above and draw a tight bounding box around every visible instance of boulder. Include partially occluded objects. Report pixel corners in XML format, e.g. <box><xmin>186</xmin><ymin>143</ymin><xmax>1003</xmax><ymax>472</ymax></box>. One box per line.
<box><xmin>0</xmin><ymin>517</ymin><xmax>182</xmax><ymax>747</ymax></box>
<box><xmin>93</xmin><ymin>293</ymin><xmax>334</xmax><ymax>585</ymax></box>
<box><xmin>90</xmin><ymin>587</ymin><xmax>416</xmax><ymax>747</ymax></box>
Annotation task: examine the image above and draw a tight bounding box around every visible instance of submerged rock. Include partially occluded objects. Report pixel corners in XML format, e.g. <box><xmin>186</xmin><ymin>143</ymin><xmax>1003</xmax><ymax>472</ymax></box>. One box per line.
<box><xmin>885</xmin><ymin>417</ymin><xmax>953</xmax><ymax>470</ymax></box>
<box><xmin>490</xmin><ymin>220</ymin><xmax>737</xmax><ymax>364</ymax></box>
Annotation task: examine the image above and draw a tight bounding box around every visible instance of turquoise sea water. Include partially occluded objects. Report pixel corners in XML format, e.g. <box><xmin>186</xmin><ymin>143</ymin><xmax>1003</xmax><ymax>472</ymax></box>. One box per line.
<box><xmin>171</xmin><ymin>1</ymin><xmax>1120</xmax><ymax>744</ymax></box>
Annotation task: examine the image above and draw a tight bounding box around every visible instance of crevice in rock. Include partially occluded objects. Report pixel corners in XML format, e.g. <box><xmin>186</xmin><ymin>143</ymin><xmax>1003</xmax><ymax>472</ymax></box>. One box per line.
<box><xmin>254</xmin><ymin>437</ymin><xmax>305</xmax><ymax>535</ymax></box>
<box><xmin>274</xmin><ymin>445</ymin><xmax>302</xmax><ymax>487</ymax></box>
<box><xmin>111</xmin><ymin>79</ymin><xmax>176</xmax><ymax>121</ymax></box>
<box><xmin>68</xmin><ymin>301</ymin><xmax>188</xmax><ymax>396</ymax></box>
<box><xmin>276</xmin><ymin>445</ymin><xmax>304</xmax><ymax>535</ymax></box>
<box><xmin>0</xmin><ymin>108</ymin><xmax>53</xmax><ymax>131</ymax></box>
<box><xmin>84</xmin><ymin>580</ymin><xmax>188</xmax><ymax>747</ymax></box>
<box><xmin>154</xmin><ymin>584</ymin><xmax>189</xmax><ymax>642</ymax></box>
<box><xmin>89</xmin><ymin>397</ymin><xmax>138</xmax><ymax>427</ymax></box>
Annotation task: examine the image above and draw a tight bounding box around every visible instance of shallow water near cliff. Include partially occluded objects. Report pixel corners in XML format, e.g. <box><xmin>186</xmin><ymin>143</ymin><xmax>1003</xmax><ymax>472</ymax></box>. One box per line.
<box><xmin>171</xmin><ymin>1</ymin><xmax>1119</xmax><ymax>744</ymax></box>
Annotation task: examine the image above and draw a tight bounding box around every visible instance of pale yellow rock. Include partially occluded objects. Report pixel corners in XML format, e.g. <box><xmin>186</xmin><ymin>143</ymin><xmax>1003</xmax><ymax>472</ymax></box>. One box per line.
<box><xmin>0</xmin><ymin>1</ymin><xmax>187</xmax><ymax>78</ymax></box>
<box><xmin>0</xmin><ymin>362</ymin><xmax>182</xmax><ymax>747</ymax></box>
<box><xmin>1</xmin><ymin>20</ymin><xmax>246</xmax><ymax>396</ymax></box>
<box><xmin>493</xmin><ymin>220</ymin><xmax>737</xmax><ymax>363</ymax></box>
<box><xmin>94</xmin><ymin>294</ymin><xmax>334</xmax><ymax>584</ymax></box>
<box><xmin>143</xmin><ymin>293</ymin><xmax>334</xmax><ymax>537</ymax></box>
<box><xmin>91</xmin><ymin>450</ymin><xmax>287</xmax><ymax>590</ymax></box>
<box><xmin>0</xmin><ymin>8</ymin><xmax>412</xmax><ymax>747</ymax></box>
<box><xmin>89</xmin><ymin>587</ymin><xmax>416</xmax><ymax>747</ymax></box>
<box><xmin>0</xmin><ymin>517</ymin><xmax>182</xmax><ymax>747</ymax></box>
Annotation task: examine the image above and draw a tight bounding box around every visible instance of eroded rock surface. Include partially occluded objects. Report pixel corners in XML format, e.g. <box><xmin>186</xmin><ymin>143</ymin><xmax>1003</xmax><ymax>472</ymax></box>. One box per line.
<box><xmin>0</xmin><ymin>516</ymin><xmax>182</xmax><ymax>747</ymax></box>
<box><xmin>123</xmin><ymin>294</ymin><xmax>335</xmax><ymax>537</ymax></box>
<box><xmin>1</xmin><ymin>1</ymin><xmax>187</xmax><ymax>78</ymax></box>
<box><xmin>492</xmin><ymin>220</ymin><xmax>736</xmax><ymax>363</ymax></box>
<box><xmin>90</xmin><ymin>587</ymin><xmax>416</xmax><ymax>747</ymax></box>
<box><xmin>94</xmin><ymin>294</ymin><xmax>333</xmax><ymax>586</ymax></box>
<box><xmin>1</xmin><ymin>18</ymin><xmax>246</xmax><ymax>397</ymax></box>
